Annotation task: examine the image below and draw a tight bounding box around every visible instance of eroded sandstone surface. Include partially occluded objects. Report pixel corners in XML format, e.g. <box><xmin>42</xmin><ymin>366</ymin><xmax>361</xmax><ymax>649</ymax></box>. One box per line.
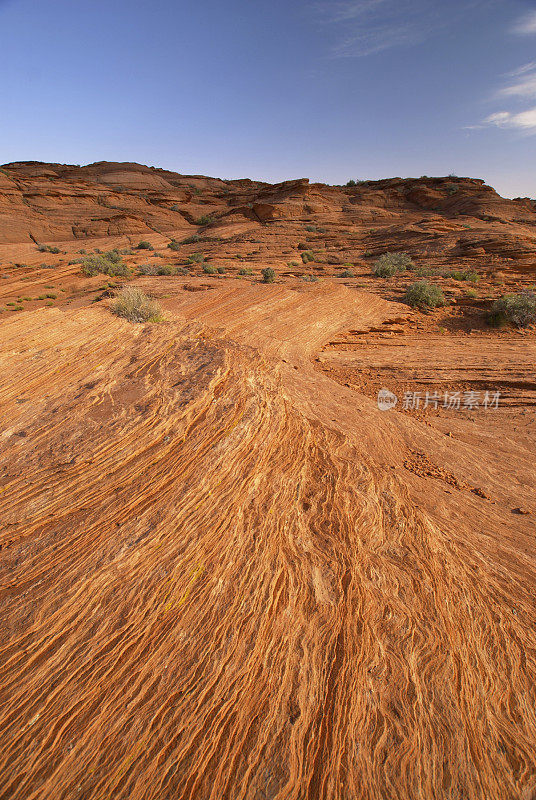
<box><xmin>0</xmin><ymin>163</ymin><xmax>535</xmax><ymax>800</ymax></box>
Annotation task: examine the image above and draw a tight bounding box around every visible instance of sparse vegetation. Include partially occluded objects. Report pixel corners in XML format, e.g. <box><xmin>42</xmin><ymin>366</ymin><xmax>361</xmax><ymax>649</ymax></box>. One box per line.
<box><xmin>167</xmin><ymin>239</ymin><xmax>181</xmax><ymax>251</ymax></box>
<box><xmin>261</xmin><ymin>267</ymin><xmax>276</xmax><ymax>283</ymax></box>
<box><xmin>80</xmin><ymin>250</ymin><xmax>130</xmax><ymax>277</ymax></box>
<box><xmin>404</xmin><ymin>282</ymin><xmax>446</xmax><ymax>309</ymax></box>
<box><xmin>196</xmin><ymin>215</ymin><xmax>213</xmax><ymax>226</ymax></box>
<box><xmin>37</xmin><ymin>244</ymin><xmax>61</xmax><ymax>254</ymax></box>
<box><xmin>111</xmin><ymin>287</ymin><xmax>162</xmax><ymax>323</ymax></box>
<box><xmin>301</xmin><ymin>251</ymin><xmax>316</xmax><ymax>264</ymax></box>
<box><xmin>203</xmin><ymin>264</ymin><xmax>217</xmax><ymax>274</ymax></box>
<box><xmin>216</xmin><ymin>266</ymin><xmax>226</xmax><ymax>274</ymax></box>
<box><xmin>187</xmin><ymin>253</ymin><xmax>205</xmax><ymax>264</ymax></box>
<box><xmin>489</xmin><ymin>292</ymin><xmax>536</xmax><ymax>328</ymax></box>
<box><xmin>238</xmin><ymin>268</ymin><xmax>253</xmax><ymax>275</ymax></box>
<box><xmin>138</xmin><ymin>264</ymin><xmax>157</xmax><ymax>275</ymax></box>
<box><xmin>156</xmin><ymin>265</ymin><xmax>176</xmax><ymax>276</ymax></box>
<box><xmin>373</xmin><ymin>252</ymin><xmax>414</xmax><ymax>277</ymax></box>
<box><xmin>136</xmin><ymin>241</ymin><xmax>154</xmax><ymax>250</ymax></box>
<box><xmin>340</xmin><ymin>269</ymin><xmax>355</xmax><ymax>278</ymax></box>
<box><xmin>446</xmin><ymin>269</ymin><xmax>479</xmax><ymax>283</ymax></box>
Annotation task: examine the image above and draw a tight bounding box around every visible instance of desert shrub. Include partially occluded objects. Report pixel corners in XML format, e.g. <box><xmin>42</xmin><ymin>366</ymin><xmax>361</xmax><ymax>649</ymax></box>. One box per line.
<box><xmin>182</xmin><ymin>234</ymin><xmax>201</xmax><ymax>244</ymax></box>
<box><xmin>203</xmin><ymin>264</ymin><xmax>217</xmax><ymax>274</ymax></box>
<box><xmin>167</xmin><ymin>239</ymin><xmax>181</xmax><ymax>251</ymax></box>
<box><xmin>305</xmin><ymin>225</ymin><xmax>318</xmax><ymax>232</ymax></box>
<box><xmin>138</xmin><ymin>264</ymin><xmax>157</xmax><ymax>275</ymax></box>
<box><xmin>446</xmin><ymin>269</ymin><xmax>479</xmax><ymax>282</ymax></box>
<box><xmin>415</xmin><ymin>267</ymin><xmax>438</xmax><ymax>278</ymax></box>
<box><xmin>302</xmin><ymin>275</ymin><xmax>319</xmax><ymax>282</ymax></box>
<box><xmin>465</xmin><ymin>288</ymin><xmax>478</xmax><ymax>299</ymax></box>
<box><xmin>346</xmin><ymin>179</ymin><xmax>357</xmax><ymax>187</ymax></box>
<box><xmin>176</xmin><ymin>267</ymin><xmax>189</xmax><ymax>275</ymax></box>
<box><xmin>404</xmin><ymin>282</ymin><xmax>445</xmax><ymax>309</ymax></box>
<box><xmin>80</xmin><ymin>251</ymin><xmax>129</xmax><ymax>277</ymax></box>
<box><xmin>45</xmin><ymin>293</ymin><xmax>57</xmax><ymax>299</ymax></box>
<box><xmin>238</xmin><ymin>268</ymin><xmax>253</xmax><ymax>275</ymax></box>
<box><xmin>37</xmin><ymin>244</ymin><xmax>61</xmax><ymax>254</ymax></box>
<box><xmin>111</xmin><ymin>287</ymin><xmax>162</xmax><ymax>323</ymax></box>
<box><xmin>373</xmin><ymin>252</ymin><xmax>413</xmax><ymax>277</ymax></box>
<box><xmin>261</xmin><ymin>267</ymin><xmax>276</xmax><ymax>283</ymax></box>
<box><xmin>287</xmin><ymin>261</ymin><xmax>300</xmax><ymax>267</ymax></box>
<box><xmin>136</xmin><ymin>241</ymin><xmax>154</xmax><ymax>250</ymax></box>
<box><xmin>196</xmin><ymin>215</ymin><xmax>213</xmax><ymax>226</ymax></box>
<box><xmin>489</xmin><ymin>292</ymin><xmax>536</xmax><ymax>327</ymax></box>
<box><xmin>156</xmin><ymin>265</ymin><xmax>176</xmax><ymax>276</ymax></box>
<box><xmin>340</xmin><ymin>269</ymin><xmax>354</xmax><ymax>278</ymax></box>
<box><xmin>216</xmin><ymin>266</ymin><xmax>226</xmax><ymax>274</ymax></box>
<box><xmin>301</xmin><ymin>251</ymin><xmax>316</xmax><ymax>264</ymax></box>
<box><xmin>187</xmin><ymin>252</ymin><xmax>205</xmax><ymax>264</ymax></box>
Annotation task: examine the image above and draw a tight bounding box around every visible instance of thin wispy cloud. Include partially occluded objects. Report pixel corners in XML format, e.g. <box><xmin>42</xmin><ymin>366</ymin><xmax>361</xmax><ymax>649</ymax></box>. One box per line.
<box><xmin>314</xmin><ymin>0</ymin><xmax>497</xmax><ymax>58</ymax></box>
<box><xmin>484</xmin><ymin>108</ymin><xmax>536</xmax><ymax>130</ymax></box>
<box><xmin>477</xmin><ymin>63</ymin><xmax>536</xmax><ymax>133</ymax></box>
<box><xmin>511</xmin><ymin>9</ymin><xmax>536</xmax><ymax>35</ymax></box>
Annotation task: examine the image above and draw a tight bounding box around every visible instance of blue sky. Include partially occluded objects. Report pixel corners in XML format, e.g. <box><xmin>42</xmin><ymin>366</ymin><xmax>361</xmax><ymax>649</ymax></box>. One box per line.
<box><xmin>0</xmin><ymin>0</ymin><xmax>535</xmax><ymax>197</ymax></box>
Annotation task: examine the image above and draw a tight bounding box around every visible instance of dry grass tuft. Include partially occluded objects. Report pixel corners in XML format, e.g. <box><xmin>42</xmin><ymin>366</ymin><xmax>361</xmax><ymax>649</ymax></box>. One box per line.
<box><xmin>111</xmin><ymin>287</ymin><xmax>162</xmax><ymax>323</ymax></box>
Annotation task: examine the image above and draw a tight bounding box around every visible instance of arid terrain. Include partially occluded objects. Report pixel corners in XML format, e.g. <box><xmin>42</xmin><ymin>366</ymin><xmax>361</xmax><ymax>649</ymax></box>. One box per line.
<box><xmin>1</xmin><ymin>161</ymin><xmax>535</xmax><ymax>800</ymax></box>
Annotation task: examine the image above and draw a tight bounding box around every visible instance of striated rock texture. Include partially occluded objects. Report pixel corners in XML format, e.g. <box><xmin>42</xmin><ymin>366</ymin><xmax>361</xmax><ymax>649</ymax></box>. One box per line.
<box><xmin>0</xmin><ymin>163</ymin><xmax>536</xmax><ymax>800</ymax></box>
<box><xmin>1</xmin><ymin>161</ymin><xmax>535</xmax><ymax>271</ymax></box>
<box><xmin>0</xmin><ymin>280</ymin><xmax>535</xmax><ymax>800</ymax></box>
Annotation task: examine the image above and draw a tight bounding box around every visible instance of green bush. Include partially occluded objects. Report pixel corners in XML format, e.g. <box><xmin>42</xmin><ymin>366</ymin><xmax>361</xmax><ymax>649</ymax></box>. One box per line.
<box><xmin>156</xmin><ymin>265</ymin><xmax>176</xmax><ymax>276</ymax></box>
<box><xmin>187</xmin><ymin>252</ymin><xmax>205</xmax><ymax>264</ymax></box>
<box><xmin>340</xmin><ymin>269</ymin><xmax>354</xmax><ymax>278</ymax></box>
<box><xmin>373</xmin><ymin>252</ymin><xmax>414</xmax><ymax>277</ymax></box>
<box><xmin>216</xmin><ymin>266</ymin><xmax>226</xmax><ymax>274</ymax></box>
<box><xmin>489</xmin><ymin>292</ymin><xmax>536</xmax><ymax>327</ymax></box>
<box><xmin>346</xmin><ymin>179</ymin><xmax>357</xmax><ymax>187</ymax></box>
<box><xmin>112</xmin><ymin>287</ymin><xmax>162</xmax><ymax>323</ymax></box>
<box><xmin>443</xmin><ymin>269</ymin><xmax>479</xmax><ymax>282</ymax></box>
<box><xmin>136</xmin><ymin>241</ymin><xmax>154</xmax><ymax>250</ymax></box>
<box><xmin>415</xmin><ymin>267</ymin><xmax>438</xmax><ymax>278</ymax></box>
<box><xmin>37</xmin><ymin>244</ymin><xmax>61</xmax><ymax>254</ymax></box>
<box><xmin>203</xmin><ymin>264</ymin><xmax>217</xmax><ymax>274</ymax></box>
<box><xmin>261</xmin><ymin>267</ymin><xmax>276</xmax><ymax>283</ymax></box>
<box><xmin>138</xmin><ymin>264</ymin><xmax>157</xmax><ymax>275</ymax></box>
<box><xmin>301</xmin><ymin>251</ymin><xmax>316</xmax><ymax>264</ymax></box>
<box><xmin>238</xmin><ymin>268</ymin><xmax>253</xmax><ymax>275</ymax></box>
<box><xmin>182</xmin><ymin>234</ymin><xmax>201</xmax><ymax>245</ymax></box>
<box><xmin>167</xmin><ymin>239</ymin><xmax>181</xmax><ymax>251</ymax></box>
<box><xmin>404</xmin><ymin>282</ymin><xmax>446</xmax><ymax>309</ymax></box>
<box><xmin>80</xmin><ymin>250</ymin><xmax>129</xmax><ymax>277</ymax></box>
<box><xmin>196</xmin><ymin>215</ymin><xmax>213</xmax><ymax>226</ymax></box>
